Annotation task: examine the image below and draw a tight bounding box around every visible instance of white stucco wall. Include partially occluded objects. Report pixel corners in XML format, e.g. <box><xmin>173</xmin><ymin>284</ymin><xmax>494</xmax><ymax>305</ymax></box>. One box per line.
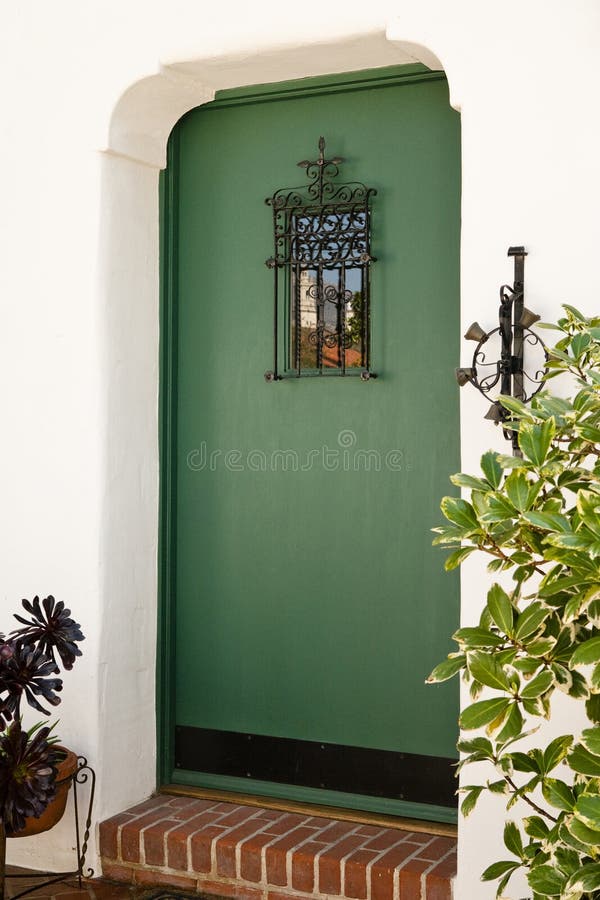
<box><xmin>2</xmin><ymin>1</ymin><xmax>600</xmax><ymax>896</ymax></box>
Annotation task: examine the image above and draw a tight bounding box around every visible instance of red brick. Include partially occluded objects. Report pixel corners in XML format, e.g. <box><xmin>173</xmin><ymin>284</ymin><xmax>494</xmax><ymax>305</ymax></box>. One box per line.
<box><xmin>123</xmin><ymin>797</ymin><xmax>169</xmax><ymax>817</ymax></box>
<box><xmin>364</xmin><ymin>829</ymin><xmax>406</xmax><ymax>852</ymax></box>
<box><xmin>426</xmin><ymin>874</ymin><xmax>453</xmax><ymax>900</ymax></box>
<box><xmin>265</xmin><ymin>826</ymin><xmax>316</xmax><ymax>886</ymax></box>
<box><xmin>165</xmin><ymin>796</ymin><xmax>196</xmax><ymax>808</ymax></box>
<box><xmin>99</xmin><ymin>814</ymin><xmax>134</xmax><ymax>860</ymax></box>
<box><xmin>119</xmin><ymin>812</ymin><xmax>162</xmax><ymax>863</ymax></box>
<box><xmin>370</xmin><ymin>842</ymin><xmax>422</xmax><ymax>900</ymax></box>
<box><xmin>304</xmin><ymin>816</ymin><xmax>331</xmax><ymax>828</ymax></box>
<box><xmin>99</xmin><ymin>863</ymin><xmax>134</xmax><ymax>884</ymax></box>
<box><xmin>217</xmin><ymin>806</ymin><xmax>261</xmax><ymax>828</ymax></box>
<box><xmin>318</xmin><ymin>833</ymin><xmax>365</xmax><ymax>895</ymax></box>
<box><xmin>398</xmin><ymin>857</ymin><xmax>431</xmax><ymax>899</ymax></box>
<box><xmin>211</xmin><ymin>802</ymin><xmax>240</xmax><ymax>814</ymax></box>
<box><xmin>425</xmin><ymin>853</ymin><xmax>456</xmax><ymax>900</ymax></box>
<box><xmin>89</xmin><ymin>881</ymin><xmax>138</xmax><ymax>900</ymax></box>
<box><xmin>290</xmin><ymin>840</ymin><xmax>324</xmax><ymax>893</ymax></box>
<box><xmin>133</xmin><ymin>869</ymin><xmax>197</xmax><ymax>891</ymax></box>
<box><xmin>267</xmin><ymin>893</ymin><xmax>315</xmax><ymax>900</ymax></box>
<box><xmin>166</xmin><ymin>814</ymin><xmax>222</xmax><ymax>870</ymax></box>
<box><xmin>403</xmin><ymin>830</ymin><xmax>441</xmax><ymax>844</ymax></box>
<box><xmin>55</xmin><ymin>892</ymin><xmax>93</xmax><ymax>900</ymax></box>
<box><xmin>215</xmin><ymin>818</ymin><xmax>269</xmax><ymax>877</ymax></box>
<box><xmin>262</xmin><ymin>813</ymin><xmax>307</xmax><ymax>835</ymax></box>
<box><xmin>315</xmin><ymin>820</ymin><xmax>356</xmax><ymax>843</ymax></box>
<box><xmin>143</xmin><ymin>818</ymin><xmax>179</xmax><ymax>866</ymax></box>
<box><xmin>356</xmin><ymin>824</ymin><xmax>384</xmax><ymax>837</ymax></box>
<box><xmin>416</xmin><ymin>837</ymin><xmax>456</xmax><ymax>862</ymax></box>
<box><xmin>240</xmin><ymin>831</ymin><xmax>278</xmax><ymax>882</ymax></box>
<box><xmin>190</xmin><ymin>824</ymin><xmax>227</xmax><ymax>873</ymax></box>
<box><xmin>168</xmin><ymin>798</ymin><xmax>220</xmax><ymax>819</ymax></box>
<box><xmin>197</xmin><ymin>879</ymin><xmax>263</xmax><ymax>900</ymax></box>
<box><xmin>344</xmin><ymin>848</ymin><xmax>379</xmax><ymax>899</ymax></box>
<box><xmin>255</xmin><ymin>808</ymin><xmax>284</xmax><ymax>821</ymax></box>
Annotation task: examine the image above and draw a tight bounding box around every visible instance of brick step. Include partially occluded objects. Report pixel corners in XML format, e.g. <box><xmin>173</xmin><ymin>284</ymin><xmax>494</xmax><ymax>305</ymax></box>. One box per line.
<box><xmin>99</xmin><ymin>795</ymin><xmax>455</xmax><ymax>900</ymax></box>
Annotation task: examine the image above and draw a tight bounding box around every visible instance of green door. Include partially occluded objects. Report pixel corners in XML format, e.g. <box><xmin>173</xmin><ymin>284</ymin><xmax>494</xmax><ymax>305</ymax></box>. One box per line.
<box><xmin>159</xmin><ymin>65</ymin><xmax>461</xmax><ymax>823</ymax></box>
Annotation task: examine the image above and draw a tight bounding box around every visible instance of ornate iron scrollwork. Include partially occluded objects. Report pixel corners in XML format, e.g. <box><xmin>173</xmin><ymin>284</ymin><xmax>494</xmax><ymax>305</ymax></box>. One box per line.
<box><xmin>265</xmin><ymin>137</ymin><xmax>377</xmax><ymax>380</ymax></box>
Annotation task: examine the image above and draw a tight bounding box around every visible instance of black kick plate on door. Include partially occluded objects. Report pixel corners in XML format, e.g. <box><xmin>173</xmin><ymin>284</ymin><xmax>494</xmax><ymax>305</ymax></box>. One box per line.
<box><xmin>174</xmin><ymin>726</ymin><xmax>457</xmax><ymax>808</ymax></box>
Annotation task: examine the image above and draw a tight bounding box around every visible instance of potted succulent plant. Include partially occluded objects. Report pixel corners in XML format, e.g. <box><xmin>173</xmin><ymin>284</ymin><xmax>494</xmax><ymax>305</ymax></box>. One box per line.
<box><xmin>0</xmin><ymin>595</ymin><xmax>84</xmax><ymax>863</ymax></box>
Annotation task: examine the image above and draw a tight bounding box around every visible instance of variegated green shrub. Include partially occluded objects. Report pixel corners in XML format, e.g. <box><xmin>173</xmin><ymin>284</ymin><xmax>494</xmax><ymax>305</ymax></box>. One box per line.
<box><xmin>430</xmin><ymin>306</ymin><xmax>600</xmax><ymax>899</ymax></box>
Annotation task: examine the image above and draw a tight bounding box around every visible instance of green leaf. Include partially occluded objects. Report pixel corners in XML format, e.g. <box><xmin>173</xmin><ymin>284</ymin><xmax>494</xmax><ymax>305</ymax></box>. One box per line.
<box><xmin>571</xmin><ymin>332</ymin><xmax>592</xmax><ymax>358</ymax></box>
<box><xmin>571</xmin><ymin>636</ymin><xmax>600</xmax><ymax>667</ymax></box>
<box><xmin>481</xmin><ymin>860</ymin><xmax>520</xmax><ymax>881</ymax></box>
<box><xmin>499</xmin><ymin>394</ymin><xmax>533</xmax><ymax>418</ymax></box>
<box><xmin>453</xmin><ymin>627</ymin><xmax>504</xmax><ymax>648</ymax></box>
<box><xmin>457</xmin><ymin>736</ymin><xmax>493</xmax><ymax>755</ymax></box>
<box><xmin>527</xmin><ymin>636</ymin><xmax>557</xmax><ymax>657</ymax></box>
<box><xmin>522</xmin><ymin>511</ymin><xmax>571</xmax><ymax>532</ymax></box>
<box><xmin>566</xmin><ymin>816</ymin><xmax>600</xmax><ymax>847</ymax></box>
<box><xmin>459</xmin><ymin>697</ymin><xmax>511</xmax><ymax>730</ymax></box>
<box><xmin>426</xmin><ymin>654</ymin><xmax>466</xmax><ymax>683</ymax></box>
<box><xmin>520</xmin><ymin>669</ymin><xmax>554</xmax><ymax>699</ymax></box>
<box><xmin>524</xmin><ymin>815</ymin><xmax>550</xmax><ymax>839</ymax></box>
<box><xmin>580</xmin><ymin>725</ymin><xmax>600</xmax><ymax>755</ymax></box>
<box><xmin>480</xmin><ymin>451</ymin><xmax>503</xmax><ymax>489</ymax></box>
<box><xmin>440</xmin><ymin>496</ymin><xmax>479</xmax><ymax>530</ymax></box>
<box><xmin>505</xmin><ymin>471</ymin><xmax>533</xmax><ymax>512</ymax></box>
<box><xmin>547</xmin><ymin>533</ymin><xmax>593</xmax><ymax>550</ymax></box>
<box><xmin>527</xmin><ymin>864</ymin><xmax>567</xmax><ymax>895</ymax></box>
<box><xmin>540</xmin><ymin>574</ymin><xmax>589</xmax><ymax>597</ymax></box>
<box><xmin>503</xmin><ymin>820</ymin><xmax>524</xmax><ymax>859</ymax></box>
<box><xmin>566</xmin><ymin>862</ymin><xmax>600</xmax><ymax>893</ymax></box>
<box><xmin>444</xmin><ymin>547</ymin><xmax>476</xmax><ymax>571</ymax></box>
<box><xmin>487</xmin><ymin>584</ymin><xmax>515</xmax><ymax>637</ymax></box>
<box><xmin>514</xmin><ymin>656</ymin><xmax>543</xmax><ymax>676</ymax></box>
<box><xmin>586</xmin><ymin>694</ymin><xmax>600</xmax><ymax>723</ymax></box>
<box><xmin>519</xmin><ymin>419</ymin><xmax>555</xmax><ymax>467</ymax></box>
<box><xmin>569</xmin><ymin>744</ymin><xmax>600</xmax><ymax>776</ymax></box>
<box><xmin>554</xmin><ymin>847</ymin><xmax>581</xmax><ymax>878</ymax></box>
<box><xmin>577</xmin><ymin>424</ymin><xmax>600</xmax><ymax>443</ymax></box>
<box><xmin>574</xmin><ymin>794</ymin><xmax>600</xmax><ymax>831</ymax></box>
<box><xmin>577</xmin><ymin>490</ymin><xmax>600</xmax><ymax>538</ymax></box>
<box><xmin>541</xmin><ymin>778</ymin><xmax>575</xmax><ymax>811</ymax></box>
<box><xmin>543</xmin><ymin>735</ymin><xmax>574</xmax><ymax>772</ymax></box>
<box><xmin>495</xmin><ymin>702</ymin><xmax>523</xmax><ymax>742</ymax></box>
<box><xmin>514</xmin><ymin>603</ymin><xmax>549</xmax><ymax>641</ymax></box>
<box><xmin>450</xmin><ymin>472</ymin><xmax>492</xmax><ymax>492</ymax></box>
<box><xmin>468</xmin><ymin>651</ymin><xmax>511</xmax><ymax>692</ymax></box>
<box><xmin>511</xmin><ymin>751</ymin><xmax>541</xmax><ymax>773</ymax></box>
<box><xmin>460</xmin><ymin>786</ymin><xmax>483</xmax><ymax>817</ymax></box>
<box><xmin>559</xmin><ymin>821</ymin><xmax>590</xmax><ymax>855</ymax></box>
<box><xmin>563</xmin><ymin>303</ymin><xmax>587</xmax><ymax>320</ymax></box>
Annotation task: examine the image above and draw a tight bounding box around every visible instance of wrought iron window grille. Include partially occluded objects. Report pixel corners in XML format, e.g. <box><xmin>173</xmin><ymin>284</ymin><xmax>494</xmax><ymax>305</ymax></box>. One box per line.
<box><xmin>455</xmin><ymin>246</ymin><xmax>547</xmax><ymax>454</ymax></box>
<box><xmin>265</xmin><ymin>137</ymin><xmax>377</xmax><ymax>381</ymax></box>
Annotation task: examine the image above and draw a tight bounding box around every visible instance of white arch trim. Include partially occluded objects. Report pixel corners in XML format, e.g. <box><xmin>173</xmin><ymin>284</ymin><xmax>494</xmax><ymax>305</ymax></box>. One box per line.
<box><xmin>107</xmin><ymin>29</ymin><xmax>447</xmax><ymax>169</ymax></box>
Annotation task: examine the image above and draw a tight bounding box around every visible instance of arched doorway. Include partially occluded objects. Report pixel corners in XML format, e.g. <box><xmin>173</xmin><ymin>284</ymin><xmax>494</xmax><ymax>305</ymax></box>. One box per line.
<box><xmin>158</xmin><ymin>63</ymin><xmax>460</xmax><ymax>824</ymax></box>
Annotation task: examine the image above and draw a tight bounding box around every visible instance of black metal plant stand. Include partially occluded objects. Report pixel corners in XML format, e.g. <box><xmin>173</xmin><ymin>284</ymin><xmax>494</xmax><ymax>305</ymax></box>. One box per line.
<box><xmin>0</xmin><ymin>757</ymin><xmax>96</xmax><ymax>900</ymax></box>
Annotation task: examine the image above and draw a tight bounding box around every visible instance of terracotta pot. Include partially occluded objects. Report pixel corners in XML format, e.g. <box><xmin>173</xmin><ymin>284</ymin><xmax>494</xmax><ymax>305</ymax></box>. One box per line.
<box><xmin>9</xmin><ymin>746</ymin><xmax>79</xmax><ymax>838</ymax></box>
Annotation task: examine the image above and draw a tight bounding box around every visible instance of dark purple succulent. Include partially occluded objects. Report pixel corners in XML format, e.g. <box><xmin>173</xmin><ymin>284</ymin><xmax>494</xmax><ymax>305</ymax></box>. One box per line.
<box><xmin>0</xmin><ymin>720</ymin><xmax>63</xmax><ymax>834</ymax></box>
<box><xmin>12</xmin><ymin>595</ymin><xmax>84</xmax><ymax>673</ymax></box>
<box><xmin>0</xmin><ymin>596</ymin><xmax>84</xmax><ymax>832</ymax></box>
<box><xmin>0</xmin><ymin>644</ymin><xmax>63</xmax><ymax>719</ymax></box>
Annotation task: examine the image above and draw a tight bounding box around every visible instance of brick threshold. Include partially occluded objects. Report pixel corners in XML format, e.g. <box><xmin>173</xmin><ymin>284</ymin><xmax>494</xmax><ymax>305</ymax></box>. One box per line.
<box><xmin>99</xmin><ymin>795</ymin><xmax>456</xmax><ymax>900</ymax></box>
